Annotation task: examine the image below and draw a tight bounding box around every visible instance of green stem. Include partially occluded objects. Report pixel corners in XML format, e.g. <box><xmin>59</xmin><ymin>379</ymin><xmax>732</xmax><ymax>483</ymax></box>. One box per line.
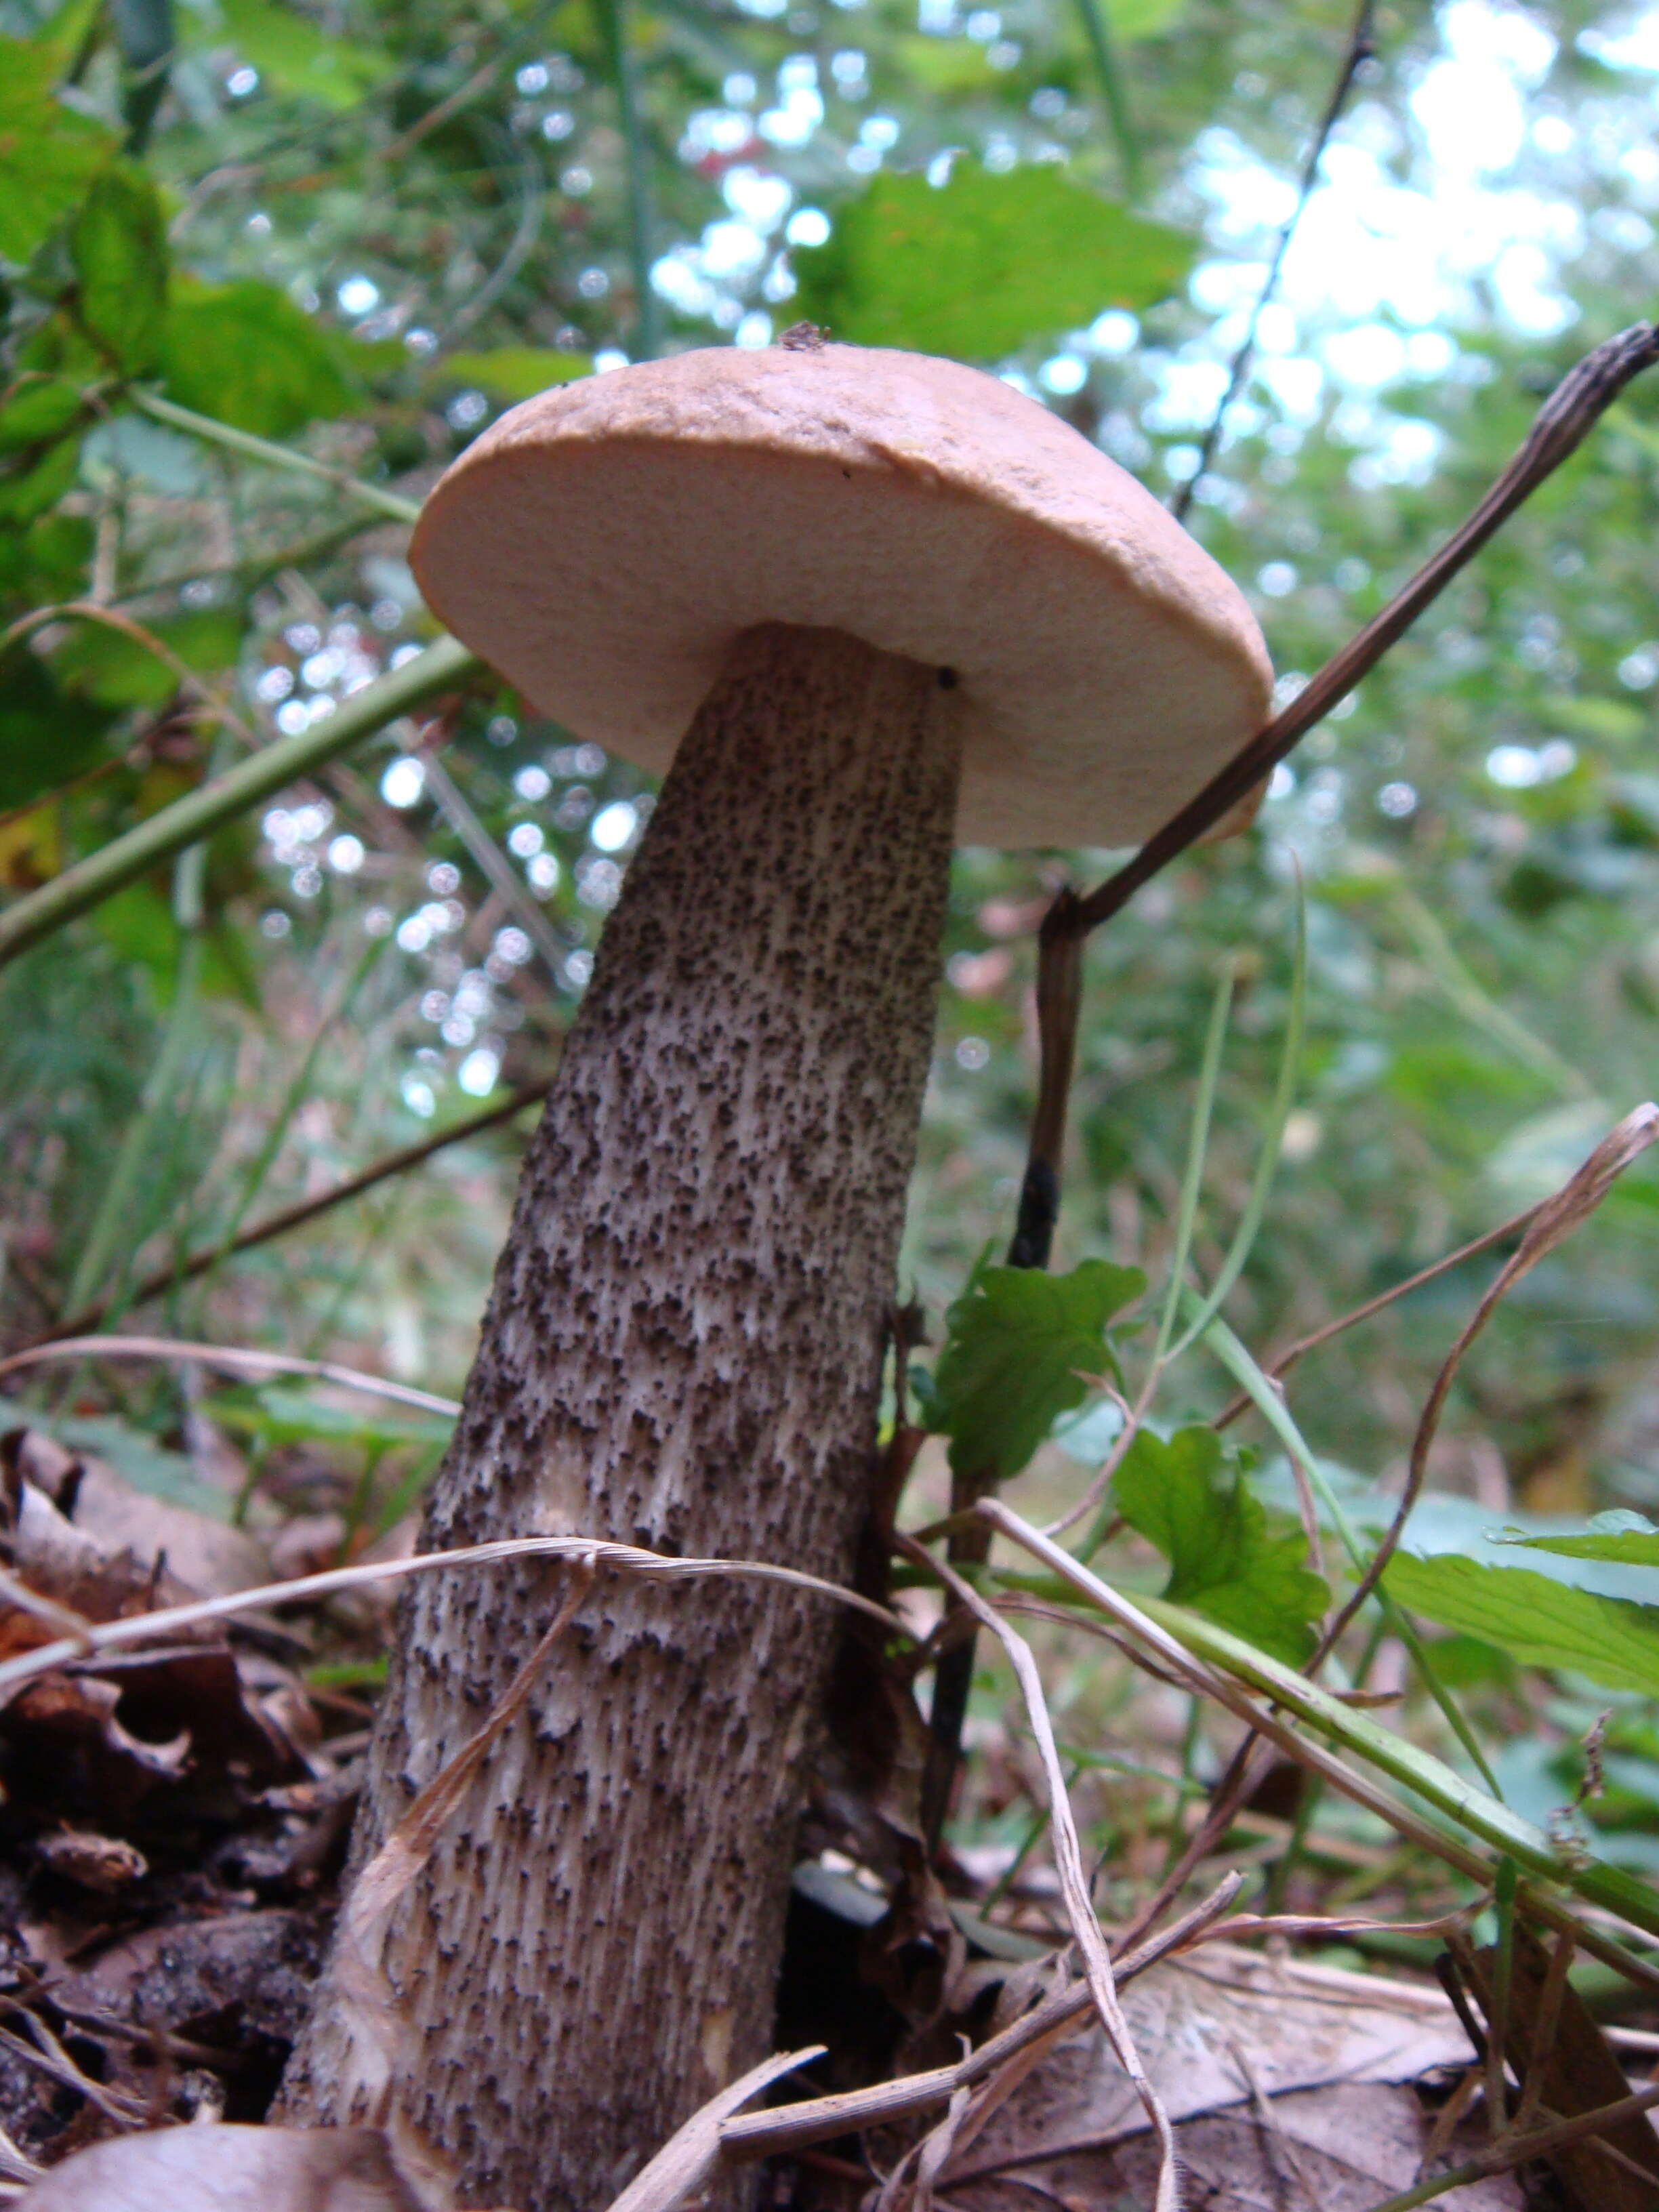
<box><xmin>592</xmin><ymin>0</ymin><xmax>660</xmax><ymax>360</ymax></box>
<box><xmin>1070</xmin><ymin>0</ymin><xmax>1140</xmax><ymax>197</ymax></box>
<box><xmin>1132</xmin><ymin>1593</ymin><xmax>1659</xmax><ymax>1942</ymax></box>
<box><xmin>0</xmin><ymin>634</ymin><xmax>480</xmax><ymax>968</ymax></box>
<box><xmin>129</xmin><ymin>390</ymin><xmax>421</xmax><ymax>525</ymax></box>
<box><xmin>63</xmin><ymin>844</ymin><xmax>207</xmax><ymax>1318</ymax></box>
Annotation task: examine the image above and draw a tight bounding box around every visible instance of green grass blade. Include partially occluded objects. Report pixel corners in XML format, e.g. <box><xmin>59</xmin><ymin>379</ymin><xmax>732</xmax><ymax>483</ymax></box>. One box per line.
<box><xmin>1170</xmin><ymin>882</ymin><xmax>1307</xmax><ymax>1359</ymax></box>
<box><xmin>1190</xmin><ymin>1297</ymin><xmax>1504</xmax><ymax>1797</ymax></box>
<box><xmin>1152</xmin><ymin>960</ymin><xmax>1234</xmax><ymax>1364</ymax></box>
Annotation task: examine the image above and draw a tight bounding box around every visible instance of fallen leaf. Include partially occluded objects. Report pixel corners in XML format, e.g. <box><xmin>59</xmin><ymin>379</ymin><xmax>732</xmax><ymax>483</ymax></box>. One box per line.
<box><xmin>14</xmin><ymin>2120</ymin><xmax>431</xmax><ymax>2209</ymax></box>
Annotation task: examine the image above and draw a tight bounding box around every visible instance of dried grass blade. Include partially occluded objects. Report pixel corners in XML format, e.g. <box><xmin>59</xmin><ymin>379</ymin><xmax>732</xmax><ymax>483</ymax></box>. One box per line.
<box><xmin>0</xmin><ymin>1532</ymin><xmax>908</xmax><ymax>1700</ymax></box>
<box><xmin>897</xmin><ymin>1533</ymin><xmax>1182</xmax><ymax>2212</ymax></box>
<box><xmin>606</xmin><ymin>2046</ymin><xmax>825</xmax><ymax>2212</ymax></box>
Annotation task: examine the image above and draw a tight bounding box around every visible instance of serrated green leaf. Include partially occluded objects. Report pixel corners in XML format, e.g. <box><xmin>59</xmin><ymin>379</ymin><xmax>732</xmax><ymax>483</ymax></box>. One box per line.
<box><xmin>929</xmin><ymin>1257</ymin><xmax>1144</xmax><ymax>1481</ymax></box>
<box><xmin>0</xmin><ymin>378</ymin><xmax>85</xmax><ymax>455</ymax></box>
<box><xmin>0</xmin><ymin>39</ymin><xmax>119</xmax><ymax>265</ymax></box>
<box><xmin>1115</xmin><ymin>1424</ymin><xmax>1327</xmax><ymax>1666</ymax></box>
<box><xmin>72</xmin><ymin>163</ymin><xmax>168</xmax><ymax>373</ymax></box>
<box><xmin>790</xmin><ymin>159</ymin><xmax>1192</xmax><ymax>359</ymax></box>
<box><xmin>159</xmin><ymin>278</ymin><xmax>356</xmax><ymax>436</ymax></box>
<box><xmin>214</xmin><ymin>0</ymin><xmax>390</xmax><ymax>108</ymax></box>
<box><xmin>436</xmin><ymin>348</ymin><xmax>592</xmax><ymax>403</ymax></box>
<box><xmin>1502</xmin><ymin>1511</ymin><xmax>1659</xmax><ymax>1569</ymax></box>
<box><xmin>1386</xmin><ymin>1553</ymin><xmax>1659</xmax><ymax>1698</ymax></box>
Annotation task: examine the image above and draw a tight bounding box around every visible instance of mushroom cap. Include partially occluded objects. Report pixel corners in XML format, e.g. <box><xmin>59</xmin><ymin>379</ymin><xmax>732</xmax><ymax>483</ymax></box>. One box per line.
<box><xmin>411</xmin><ymin>342</ymin><xmax>1273</xmax><ymax>848</ymax></box>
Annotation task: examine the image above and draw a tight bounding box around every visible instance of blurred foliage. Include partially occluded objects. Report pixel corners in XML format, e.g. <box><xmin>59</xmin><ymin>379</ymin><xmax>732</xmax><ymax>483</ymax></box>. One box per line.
<box><xmin>3</xmin><ymin>0</ymin><xmax>1659</xmax><ymax>1850</ymax></box>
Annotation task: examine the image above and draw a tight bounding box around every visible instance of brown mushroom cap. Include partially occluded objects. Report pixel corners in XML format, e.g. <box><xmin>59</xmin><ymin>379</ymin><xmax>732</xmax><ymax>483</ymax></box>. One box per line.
<box><xmin>411</xmin><ymin>342</ymin><xmax>1273</xmax><ymax>848</ymax></box>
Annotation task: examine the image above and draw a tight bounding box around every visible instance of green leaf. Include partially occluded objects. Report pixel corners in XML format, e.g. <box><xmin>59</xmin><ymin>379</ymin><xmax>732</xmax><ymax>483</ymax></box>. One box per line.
<box><xmin>0</xmin><ymin>434</ymin><xmax>82</xmax><ymax>525</ymax></box>
<box><xmin>0</xmin><ymin>37</ymin><xmax>119</xmax><ymax>265</ymax></box>
<box><xmin>0</xmin><ymin>511</ymin><xmax>93</xmax><ymax>609</ymax></box>
<box><xmin>1502</xmin><ymin>1511</ymin><xmax>1659</xmax><ymax>1569</ymax></box>
<box><xmin>0</xmin><ymin>378</ymin><xmax>85</xmax><ymax>455</ymax></box>
<box><xmin>1115</xmin><ymin>1425</ymin><xmax>1327</xmax><ymax>1667</ymax></box>
<box><xmin>159</xmin><ymin>278</ymin><xmax>356</xmax><ymax>436</ymax></box>
<box><xmin>0</xmin><ymin>653</ymin><xmax>112</xmax><ymax>809</ymax></box>
<box><xmin>790</xmin><ymin>159</ymin><xmax>1193</xmax><ymax>359</ymax></box>
<box><xmin>72</xmin><ymin>163</ymin><xmax>168</xmax><ymax>374</ymax></box>
<box><xmin>207</xmin><ymin>1383</ymin><xmax>453</xmax><ymax>1453</ymax></box>
<box><xmin>928</xmin><ymin>1257</ymin><xmax>1144</xmax><ymax>1480</ymax></box>
<box><xmin>1108</xmin><ymin>0</ymin><xmax>1188</xmax><ymax>30</ymax></box>
<box><xmin>213</xmin><ymin>0</ymin><xmax>390</xmax><ymax>109</ymax></box>
<box><xmin>1386</xmin><ymin>1553</ymin><xmax>1659</xmax><ymax>1698</ymax></box>
<box><xmin>436</xmin><ymin>348</ymin><xmax>592</xmax><ymax>403</ymax></box>
<box><xmin>51</xmin><ymin>607</ymin><xmax>243</xmax><ymax>710</ymax></box>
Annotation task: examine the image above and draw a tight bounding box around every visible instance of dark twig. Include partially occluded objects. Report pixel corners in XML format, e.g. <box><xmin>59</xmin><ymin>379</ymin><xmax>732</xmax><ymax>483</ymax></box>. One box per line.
<box><xmin>7</xmin><ymin>1082</ymin><xmax>550</xmax><ymax>1355</ymax></box>
<box><xmin>1008</xmin><ymin>890</ymin><xmax>1086</xmax><ymax>1271</ymax></box>
<box><xmin>1077</xmin><ymin>320</ymin><xmax>1659</xmax><ymax>937</ymax></box>
<box><xmin>924</xmin><ymin>893</ymin><xmax>1086</xmax><ymax>1850</ymax></box>
<box><xmin>1172</xmin><ymin>0</ymin><xmax>1377</xmax><ymax>524</ymax></box>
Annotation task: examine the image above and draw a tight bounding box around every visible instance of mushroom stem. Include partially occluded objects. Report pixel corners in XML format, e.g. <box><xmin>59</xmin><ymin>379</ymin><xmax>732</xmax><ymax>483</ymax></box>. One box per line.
<box><xmin>284</xmin><ymin>623</ymin><xmax>964</xmax><ymax>2212</ymax></box>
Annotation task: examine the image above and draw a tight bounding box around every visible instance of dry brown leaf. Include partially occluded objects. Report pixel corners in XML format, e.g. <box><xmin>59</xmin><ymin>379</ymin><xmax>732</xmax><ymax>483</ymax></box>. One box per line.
<box><xmin>12</xmin><ymin>2121</ymin><xmax>431</xmax><ymax>2209</ymax></box>
<box><xmin>947</xmin><ymin>1945</ymin><xmax>1477</xmax><ymax>2185</ymax></box>
<box><xmin>1102</xmin><ymin>2081</ymin><xmax>1522</xmax><ymax>2211</ymax></box>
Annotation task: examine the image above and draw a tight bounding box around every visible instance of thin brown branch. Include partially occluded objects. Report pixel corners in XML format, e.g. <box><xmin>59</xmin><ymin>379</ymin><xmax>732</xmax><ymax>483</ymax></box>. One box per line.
<box><xmin>1328</xmin><ymin>1101</ymin><xmax>1659</xmax><ymax>1646</ymax></box>
<box><xmin>1073</xmin><ymin>320</ymin><xmax>1659</xmax><ymax>937</ymax></box>
<box><xmin>1362</xmin><ymin>2079</ymin><xmax>1659</xmax><ymax>2212</ymax></box>
<box><xmin>10</xmin><ymin>1082</ymin><xmax>550</xmax><ymax>1352</ymax></box>
<box><xmin>1171</xmin><ymin>0</ymin><xmax>1377</xmax><ymax>525</ymax></box>
<box><xmin>1212</xmin><ymin>1195</ymin><xmax>1544</xmax><ymax>1430</ymax></box>
<box><xmin>720</xmin><ymin>1879</ymin><xmax>1242</xmax><ymax>2163</ymax></box>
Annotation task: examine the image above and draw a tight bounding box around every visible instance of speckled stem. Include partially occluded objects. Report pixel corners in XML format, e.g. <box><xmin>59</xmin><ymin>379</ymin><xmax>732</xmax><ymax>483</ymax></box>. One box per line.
<box><xmin>283</xmin><ymin>625</ymin><xmax>963</xmax><ymax>2212</ymax></box>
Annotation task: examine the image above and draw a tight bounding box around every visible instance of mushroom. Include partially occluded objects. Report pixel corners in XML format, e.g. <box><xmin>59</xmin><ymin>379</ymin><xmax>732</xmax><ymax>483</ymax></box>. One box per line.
<box><xmin>285</xmin><ymin>339</ymin><xmax>1272</xmax><ymax>2212</ymax></box>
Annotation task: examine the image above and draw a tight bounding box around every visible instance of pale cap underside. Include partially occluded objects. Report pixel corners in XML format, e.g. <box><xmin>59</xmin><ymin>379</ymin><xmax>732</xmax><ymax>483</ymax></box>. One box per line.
<box><xmin>411</xmin><ymin>344</ymin><xmax>1273</xmax><ymax>850</ymax></box>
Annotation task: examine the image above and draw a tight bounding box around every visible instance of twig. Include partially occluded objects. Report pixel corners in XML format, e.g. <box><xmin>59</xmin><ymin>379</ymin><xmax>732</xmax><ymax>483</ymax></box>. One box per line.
<box><xmin>926</xmin><ymin>893</ymin><xmax>1088</xmax><ymax>1843</ymax></box>
<box><xmin>0</xmin><ymin>1528</ymin><xmax>910</xmax><ymax>1702</ymax></box>
<box><xmin>1360</xmin><ymin>2080</ymin><xmax>1659</xmax><ymax>2212</ymax></box>
<box><xmin>16</xmin><ymin>1082</ymin><xmax>550</xmax><ymax>1351</ymax></box>
<box><xmin>420</xmin><ymin>746</ymin><xmax>571</xmax><ymax>984</ymax></box>
<box><xmin>1072</xmin><ymin>319</ymin><xmax>1659</xmax><ymax>937</ymax></box>
<box><xmin>720</xmin><ymin>1880</ymin><xmax>1242</xmax><ymax>2161</ymax></box>
<box><xmin>1327</xmin><ymin>1102</ymin><xmax>1659</xmax><ymax>1646</ymax></box>
<box><xmin>1171</xmin><ymin>0</ymin><xmax>1376</xmax><ymax>524</ymax></box>
<box><xmin>1212</xmin><ymin>1197</ymin><xmax>1543</xmax><ymax>1429</ymax></box>
<box><xmin>1007</xmin><ymin>890</ymin><xmax>1085</xmax><ymax>1272</ymax></box>
<box><xmin>899</xmin><ymin>1533</ymin><xmax>1181</xmax><ymax>2212</ymax></box>
<box><xmin>445</xmin><ymin>134</ymin><xmax>546</xmax><ymax>341</ymax></box>
<box><xmin>0</xmin><ymin>1332</ymin><xmax>462</xmax><ymax>1416</ymax></box>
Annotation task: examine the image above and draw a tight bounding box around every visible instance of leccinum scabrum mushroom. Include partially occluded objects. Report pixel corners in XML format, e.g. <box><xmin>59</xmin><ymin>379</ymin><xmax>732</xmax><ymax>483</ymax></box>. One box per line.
<box><xmin>284</xmin><ymin>339</ymin><xmax>1273</xmax><ymax>2212</ymax></box>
